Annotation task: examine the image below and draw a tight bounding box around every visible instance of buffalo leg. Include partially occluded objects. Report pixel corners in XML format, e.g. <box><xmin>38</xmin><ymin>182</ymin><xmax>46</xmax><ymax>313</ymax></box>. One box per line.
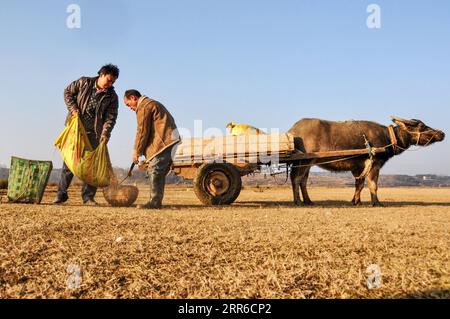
<box><xmin>367</xmin><ymin>165</ymin><xmax>382</xmax><ymax>207</ymax></box>
<box><xmin>290</xmin><ymin>162</ymin><xmax>302</xmax><ymax>206</ymax></box>
<box><xmin>351</xmin><ymin>169</ymin><xmax>365</xmax><ymax>205</ymax></box>
<box><xmin>300</xmin><ymin>168</ymin><xmax>314</xmax><ymax>205</ymax></box>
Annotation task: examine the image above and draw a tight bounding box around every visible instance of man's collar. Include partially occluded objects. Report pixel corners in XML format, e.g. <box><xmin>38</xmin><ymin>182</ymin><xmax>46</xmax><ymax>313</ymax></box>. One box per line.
<box><xmin>138</xmin><ymin>96</ymin><xmax>146</xmax><ymax>105</ymax></box>
<box><xmin>136</xmin><ymin>96</ymin><xmax>147</xmax><ymax>111</ymax></box>
<box><xmin>93</xmin><ymin>76</ymin><xmax>99</xmax><ymax>89</ymax></box>
<box><xmin>94</xmin><ymin>76</ymin><xmax>112</xmax><ymax>93</ymax></box>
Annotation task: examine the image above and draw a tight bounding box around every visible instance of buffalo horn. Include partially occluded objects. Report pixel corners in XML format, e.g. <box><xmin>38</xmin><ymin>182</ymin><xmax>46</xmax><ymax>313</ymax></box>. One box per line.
<box><xmin>391</xmin><ymin>116</ymin><xmax>419</xmax><ymax>126</ymax></box>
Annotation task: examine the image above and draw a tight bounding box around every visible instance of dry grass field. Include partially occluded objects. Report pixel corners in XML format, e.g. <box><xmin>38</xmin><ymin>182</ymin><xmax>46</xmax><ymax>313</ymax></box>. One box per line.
<box><xmin>0</xmin><ymin>185</ymin><xmax>449</xmax><ymax>299</ymax></box>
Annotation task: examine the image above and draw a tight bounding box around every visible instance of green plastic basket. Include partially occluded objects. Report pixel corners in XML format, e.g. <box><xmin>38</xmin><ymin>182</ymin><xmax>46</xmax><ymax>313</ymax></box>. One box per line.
<box><xmin>7</xmin><ymin>157</ymin><xmax>53</xmax><ymax>204</ymax></box>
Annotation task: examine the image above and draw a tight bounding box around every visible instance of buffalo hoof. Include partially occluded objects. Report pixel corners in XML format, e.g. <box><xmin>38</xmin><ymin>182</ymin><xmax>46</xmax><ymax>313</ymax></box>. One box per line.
<box><xmin>293</xmin><ymin>200</ymin><xmax>302</xmax><ymax>207</ymax></box>
<box><xmin>372</xmin><ymin>202</ymin><xmax>384</xmax><ymax>207</ymax></box>
<box><xmin>303</xmin><ymin>201</ymin><xmax>315</xmax><ymax>206</ymax></box>
<box><xmin>351</xmin><ymin>199</ymin><xmax>362</xmax><ymax>206</ymax></box>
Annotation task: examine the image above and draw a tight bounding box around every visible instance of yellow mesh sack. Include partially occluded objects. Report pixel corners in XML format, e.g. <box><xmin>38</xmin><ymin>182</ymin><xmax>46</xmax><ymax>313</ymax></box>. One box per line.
<box><xmin>74</xmin><ymin>142</ymin><xmax>112</xmax><ymax>187</ymax></box>
<box><xmin>54</xmin><ymin>115</ymin><xmax>113</xmax><ymax>187</ymax></box>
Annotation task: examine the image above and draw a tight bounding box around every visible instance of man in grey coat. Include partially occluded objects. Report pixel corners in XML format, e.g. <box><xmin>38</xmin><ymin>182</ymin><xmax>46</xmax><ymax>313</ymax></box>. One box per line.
<box><xmin>54</xmin><ymin>64</ymin><xmax>119</xmax><ymax>205</ymax></box>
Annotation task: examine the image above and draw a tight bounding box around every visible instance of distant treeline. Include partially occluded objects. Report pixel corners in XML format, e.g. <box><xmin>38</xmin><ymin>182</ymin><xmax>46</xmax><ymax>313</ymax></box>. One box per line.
<box><xmin>243</xmin><ymin>171</ymin><xmax>450</xmax><ymax>187</ymax></box>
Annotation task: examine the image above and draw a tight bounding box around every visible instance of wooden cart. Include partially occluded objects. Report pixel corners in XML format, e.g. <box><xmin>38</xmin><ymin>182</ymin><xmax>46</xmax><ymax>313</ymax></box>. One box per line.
<box><xmin>169</xmin><ymin>133</ymin><xmax>389</xmax><ymax>205</ymax></box>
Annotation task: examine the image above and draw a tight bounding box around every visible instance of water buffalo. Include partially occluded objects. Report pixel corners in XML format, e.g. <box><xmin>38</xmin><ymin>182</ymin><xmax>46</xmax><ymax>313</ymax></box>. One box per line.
<box><xmin>288</xmin><ymin>117</ymin><xmax>445</xmax><ymax>206</ymax></box>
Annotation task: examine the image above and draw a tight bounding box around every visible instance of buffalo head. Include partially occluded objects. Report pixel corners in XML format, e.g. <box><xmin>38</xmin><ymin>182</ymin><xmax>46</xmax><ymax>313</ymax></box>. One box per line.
<box><xmin>391</xmin><ymin>116</ymin><xmax>445</xmax><ymax>146</ymax></box>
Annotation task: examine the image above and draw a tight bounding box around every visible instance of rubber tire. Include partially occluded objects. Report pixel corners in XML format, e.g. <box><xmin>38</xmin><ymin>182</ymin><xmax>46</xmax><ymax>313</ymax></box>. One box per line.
<box><xmin>193</xmin><ymin>163</ymin><xmax>242</xmax><ymax>205</ymax></box>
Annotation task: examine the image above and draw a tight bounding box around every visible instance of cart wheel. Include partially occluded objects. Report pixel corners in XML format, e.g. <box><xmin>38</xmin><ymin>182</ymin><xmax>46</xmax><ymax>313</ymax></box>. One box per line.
<box><xmin>193</xmin><ymin>163</ymin><xmax>242</xmax><ymax>205</ymax></box>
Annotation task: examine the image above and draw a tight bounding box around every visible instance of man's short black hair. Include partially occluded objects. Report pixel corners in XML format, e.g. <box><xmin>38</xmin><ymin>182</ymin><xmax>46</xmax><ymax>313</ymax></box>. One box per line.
<box><xmin>124</xmin><ymin>89</ymin><xmax>142</xmax><ymax>98</ymax></box>
<box><xmin>98</xmin><ymin>64</ymin><xmax>120</xmax><ymax>78</ymax></box>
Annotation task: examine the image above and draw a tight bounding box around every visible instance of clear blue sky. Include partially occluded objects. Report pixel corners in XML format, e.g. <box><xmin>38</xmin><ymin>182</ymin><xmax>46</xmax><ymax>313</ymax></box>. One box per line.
<box><xmin>0</xmin><ymin>0</ymin><xmax>448</xmax><ymax>174</ymax></box>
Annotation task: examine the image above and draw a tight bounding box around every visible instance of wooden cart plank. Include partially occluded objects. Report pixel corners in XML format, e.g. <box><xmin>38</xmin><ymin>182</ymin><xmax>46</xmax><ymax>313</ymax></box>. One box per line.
<box><xmin>175</xmin><ymin>133</ymin><xmax>295</xmax><ymax>158</ymax></box>
<box><xmin>173</xmin><ymin>151</ymin><xmax>293</xmax><ymax>163</ymax></box>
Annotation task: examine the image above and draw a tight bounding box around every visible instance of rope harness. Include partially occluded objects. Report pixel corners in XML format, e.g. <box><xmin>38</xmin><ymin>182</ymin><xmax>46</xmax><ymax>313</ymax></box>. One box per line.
<box><xmin>387</xmin><ymin>127</ymin><xmax>440</xmax><ymax>152</ymax></box>
<box><xmin>411</xmin><ymin>129</ymin><xmax>440</xmax><ymax>147</ymax></box>
<box><xmin>387</xmin><ymin>125</ymin><xmax>399</xmax><ymax>154</ymax></box>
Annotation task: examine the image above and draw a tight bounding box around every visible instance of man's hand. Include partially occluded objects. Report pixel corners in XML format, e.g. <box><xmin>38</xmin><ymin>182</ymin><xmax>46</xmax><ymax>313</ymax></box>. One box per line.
<box><xmin>132</xmin><ymin>150</ymin><xmax>139</xmax><ymax>164</ymax></box>
<box><xmin>100</xmin><ymin>135</ymin><xmax>109</xmax><ymax>144</ymax></box>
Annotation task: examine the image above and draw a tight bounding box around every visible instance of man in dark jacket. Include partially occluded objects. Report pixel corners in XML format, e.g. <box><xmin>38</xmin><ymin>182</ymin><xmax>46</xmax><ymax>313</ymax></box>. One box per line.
<box><xmin>124</xmin><ymin>89</ymin><xmax>180</xmax><ymax>209</ymax></box>
<box><xmin>54</xmin><ymin>64</ymin><xmax>120</xmax><ymax>205</ymax></box>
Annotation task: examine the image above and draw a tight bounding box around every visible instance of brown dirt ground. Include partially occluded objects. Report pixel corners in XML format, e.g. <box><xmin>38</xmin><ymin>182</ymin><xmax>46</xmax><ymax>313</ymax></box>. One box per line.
<box><xmin>0</xmin><ymin>185</ymin><xmax>449</xmax><ymax>299</ymax></box>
